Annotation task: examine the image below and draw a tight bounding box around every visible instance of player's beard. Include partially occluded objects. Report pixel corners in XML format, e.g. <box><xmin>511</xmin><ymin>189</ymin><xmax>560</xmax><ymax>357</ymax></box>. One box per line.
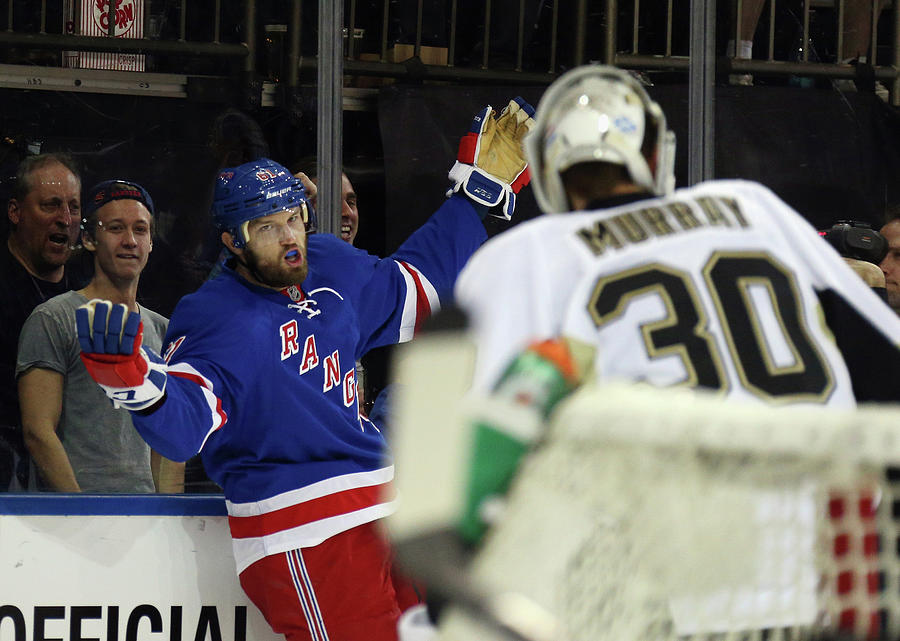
<box><xmin>887</xmin><ymin>284</ymin><xmax>900</xmax><ymax>313</ymax></box>
<box><xmin>243</xmin><ymin>245</ymin><xmax>308</xmax><ymax>289</ymax></box>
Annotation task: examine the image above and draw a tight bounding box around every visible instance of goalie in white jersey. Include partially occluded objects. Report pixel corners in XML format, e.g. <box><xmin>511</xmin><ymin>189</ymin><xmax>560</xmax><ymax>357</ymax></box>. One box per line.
<box><xmin>453</xmin><ymin>63</ymin><xmax>900</xmax><ymax>545</ymax></box>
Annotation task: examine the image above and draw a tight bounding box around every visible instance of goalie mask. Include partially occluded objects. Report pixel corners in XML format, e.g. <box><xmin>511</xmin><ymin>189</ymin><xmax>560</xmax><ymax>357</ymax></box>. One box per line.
<box><xmin>211</xmin><ymin>158</ymin><xmax>315</xmax><ymax>248</ymax></box>
<box><xmin>524</xmin><ymin>64</ymin><xmax>676</xmax><ymax>214</ymax></box>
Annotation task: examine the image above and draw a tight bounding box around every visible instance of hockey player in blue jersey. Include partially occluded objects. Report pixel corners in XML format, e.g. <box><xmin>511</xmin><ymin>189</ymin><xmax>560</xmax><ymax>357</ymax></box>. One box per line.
<box><xmin>74</xmin><ymin>97</ymin><xmax>535</xmax><ymax>641</ymax></box>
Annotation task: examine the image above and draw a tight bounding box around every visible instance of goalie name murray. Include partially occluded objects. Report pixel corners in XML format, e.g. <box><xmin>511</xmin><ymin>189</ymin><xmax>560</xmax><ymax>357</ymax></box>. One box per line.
<box><xmin>576</xmin><ymin>194</ymin><xmax>751</xmax><ymax>256</ymax></box>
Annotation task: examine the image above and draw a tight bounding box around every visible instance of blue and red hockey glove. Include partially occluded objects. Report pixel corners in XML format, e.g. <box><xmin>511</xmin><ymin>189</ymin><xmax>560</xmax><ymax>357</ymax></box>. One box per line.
<box><xmin>76</xmin><ymin>299</ymin><xmax>167</xmax><ymax>411</ymax></box>
<box><xmin>447</xmin><ymin>96</ymin><xmax>536</xmax><ymax>220</ymax></box>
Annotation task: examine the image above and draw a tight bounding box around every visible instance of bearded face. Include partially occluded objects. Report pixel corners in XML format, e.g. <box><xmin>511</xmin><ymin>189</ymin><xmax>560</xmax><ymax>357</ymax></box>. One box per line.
<box><xmin>226</xmin><ymin>207</ymin><xmax>309</xmax><ymax>290</ymax></box>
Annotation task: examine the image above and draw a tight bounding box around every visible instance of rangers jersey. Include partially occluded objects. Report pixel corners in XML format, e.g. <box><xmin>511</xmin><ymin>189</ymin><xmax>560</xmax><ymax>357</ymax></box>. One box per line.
<box><xmin>131</xmin><ymin>194</ymin><xmax>486</xmax><ymax>573</ymax></box>
<box><xmin>457</xmin><ymin>179</ymin><xmax>900</xmax><ymax>405</ymax></box>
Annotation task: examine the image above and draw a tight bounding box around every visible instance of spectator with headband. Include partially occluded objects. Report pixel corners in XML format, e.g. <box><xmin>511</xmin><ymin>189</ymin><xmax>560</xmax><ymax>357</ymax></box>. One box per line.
<box><xmin>16</xmin><ymin>180</ymin><xmax>183</xmax><ymax>493</ymax></box>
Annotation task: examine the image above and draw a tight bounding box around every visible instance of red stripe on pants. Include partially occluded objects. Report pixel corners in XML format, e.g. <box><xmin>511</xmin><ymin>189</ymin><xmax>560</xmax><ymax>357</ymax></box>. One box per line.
<box><xmin>239</xmin><ymin>521</ymin><xmax>422</xmax><ymax>641</ymax></box>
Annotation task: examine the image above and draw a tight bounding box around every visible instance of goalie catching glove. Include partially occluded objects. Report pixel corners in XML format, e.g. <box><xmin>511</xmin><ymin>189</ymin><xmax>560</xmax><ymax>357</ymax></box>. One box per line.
<box><xmin>448</xmin><ymin>96</ymin><xmax>536</xmax><ymax>220</ymax></box>
<box><xmin>76</xmin><ymin>299</ymin><xmax>167</xmax><ymax>411</ymax></box>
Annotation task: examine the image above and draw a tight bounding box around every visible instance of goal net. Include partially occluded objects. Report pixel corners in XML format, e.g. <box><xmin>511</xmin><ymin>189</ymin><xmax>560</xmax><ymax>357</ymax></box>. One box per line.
<box><xmin>424</xmin><ymin>383</ymin><xmax>900</xmax><ymax>641</ymax></box>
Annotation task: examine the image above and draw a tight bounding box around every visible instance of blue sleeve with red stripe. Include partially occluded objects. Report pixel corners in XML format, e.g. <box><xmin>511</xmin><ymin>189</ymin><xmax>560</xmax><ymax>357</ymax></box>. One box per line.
<box><xmin>131</xmin><ymin>368</ymin><xmax>225</xmax><ymax>462</ymax></box>
<box><xmin>128</xmin><ymin>282</ymin><xmax>257</xmax><ymax>463</ymax></box>
<box><xmin>391</xmin><ymin>194</ymin><xmax>486</xmax><ymax>301</ymax></box>
<box><xmin>353</xmin><ymin>195</ymin><xmax>486</xmax><ymax>354</ymax></box>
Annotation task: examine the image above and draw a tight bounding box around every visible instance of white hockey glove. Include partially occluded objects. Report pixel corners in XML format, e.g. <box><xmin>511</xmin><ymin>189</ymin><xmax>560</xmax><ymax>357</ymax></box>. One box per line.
<box><xmin>76</xmin><ymin>299</ymin><xmax>167</xmax><ymax>411</ymax></box>
<box><xmin>447</xmin><ymin>96</ymin><xmax>536</xmax><ymax>220</ymax></box>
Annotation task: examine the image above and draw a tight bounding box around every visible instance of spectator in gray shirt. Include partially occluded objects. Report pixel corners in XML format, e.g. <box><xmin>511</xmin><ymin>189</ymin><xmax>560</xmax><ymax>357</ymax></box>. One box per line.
<box><xmin>16</xmin><ymin>180</ymin><xmax>183</xmax><ymax>493</ymax></box>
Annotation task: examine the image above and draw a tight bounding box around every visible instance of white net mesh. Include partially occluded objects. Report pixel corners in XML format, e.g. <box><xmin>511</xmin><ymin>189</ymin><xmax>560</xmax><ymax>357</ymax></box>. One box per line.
<box><xmin>436</xmin><ymin>384</ymin><xmax>900</xmax><ymax>641</ymax></box>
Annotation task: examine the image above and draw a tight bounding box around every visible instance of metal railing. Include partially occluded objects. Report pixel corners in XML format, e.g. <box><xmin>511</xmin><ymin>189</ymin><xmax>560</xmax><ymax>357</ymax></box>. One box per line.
<box><xmin>2</xmin><ymin>2</ymin><xmax>896</xmax><ymax>94</ymax></box>
<box><xmin>0</xmin><ymin>0</ymin><xmax>897</xmax><ymax>227</ymax></box>
<box><xmin>714</xmin><ymin>0</ymin><xmax>900</xmax><ymax>99</ymax></box>
<box><xmin>337</xmin><ymin>1</ymin><xmax>899</xmax><ymax>92</ymax></box>
<box><xmin>0</xmin><ymin>0</ymin><xmax>249</xmax><ymax>64</ymax></box>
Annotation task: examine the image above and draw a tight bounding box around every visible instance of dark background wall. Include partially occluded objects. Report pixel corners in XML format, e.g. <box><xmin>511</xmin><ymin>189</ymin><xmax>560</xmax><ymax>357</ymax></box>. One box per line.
<box><xmin>378</xmin><ymin>83</ymin><xmax>900</xmax><ymax>252</ymax></box>
<box><xmin>0</xmin><ymin>86</ymin><xmax>385</xmax><ymax>317</ymax></box>
<box><xmin>3</xmin><ymin>81</ymin><xmax>900</xmax><ymax>320</ymax></box>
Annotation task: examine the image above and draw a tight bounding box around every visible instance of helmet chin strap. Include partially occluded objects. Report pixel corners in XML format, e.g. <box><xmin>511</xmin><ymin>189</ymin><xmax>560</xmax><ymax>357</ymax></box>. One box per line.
<box><xmin>224</xmin><ymin>228</ymin><xmax>265</xmax><ymax>285</ymax></box>
<box><xmin>247</xmin><ymin>260</ymin><xmax>273</xmax><ymax>288</ymax></box>
<box><xmin>228</xmin><ymin>246</ymin><xmax>272</xmax><ymax>288</ymax></box>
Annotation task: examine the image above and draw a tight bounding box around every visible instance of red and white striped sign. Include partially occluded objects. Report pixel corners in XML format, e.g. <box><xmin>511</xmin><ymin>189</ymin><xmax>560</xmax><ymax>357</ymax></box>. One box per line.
<box><xmin>63</xmin><ymin>0</ymin><xmax>145</xmax><ymax>71</ymax></box>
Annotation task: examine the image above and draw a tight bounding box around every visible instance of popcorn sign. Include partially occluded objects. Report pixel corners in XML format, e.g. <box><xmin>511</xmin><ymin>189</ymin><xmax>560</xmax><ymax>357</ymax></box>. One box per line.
<box><xmin>63</xmin><ymin>0</ymin><xmax>146</xmax><ymax>71</ymax></box>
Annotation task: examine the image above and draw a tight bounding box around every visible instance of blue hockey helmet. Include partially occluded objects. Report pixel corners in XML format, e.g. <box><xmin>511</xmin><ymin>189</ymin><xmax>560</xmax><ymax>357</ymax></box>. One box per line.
<box><xmin>211</xmin><ymin>158</ymin><xmax>316</xmax><ymax>248</ymax></box>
